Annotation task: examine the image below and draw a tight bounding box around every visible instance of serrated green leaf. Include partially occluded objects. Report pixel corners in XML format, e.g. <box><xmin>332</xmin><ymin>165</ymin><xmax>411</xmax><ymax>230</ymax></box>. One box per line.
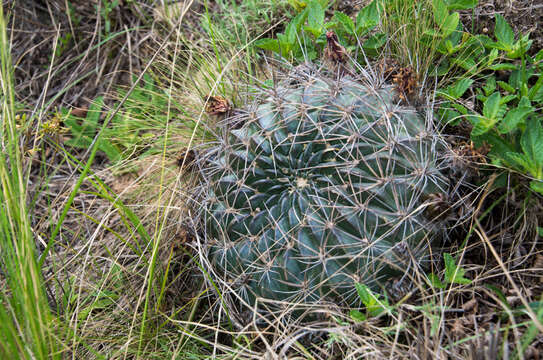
<box><xmin>528</xmin><ymin>76</ymin><xmax>543</xmax><ymax>101</ymax></box>
<box><xmin>494</xmin><ymin>14</ymin><xmax>514</xmax><ymax>47</ymax></box>
<box><xmin>440</xmin><ymin>108</ymin><xmax>462</xmax><ymax>125</ymax></box>
<box><xmin>487</xmin><ymin>48</ymin><xmax>499</xmax><ymax>65</ymax></box>
<box><xmin>488</xmin><ymin>63</ymin><xmax>518</xmax><ymax>71</ymax></box>
<box><xmin>333</xmin><ymin>11</ymin><xmax>355</xmax><ymax>35</ymax></box>
<box><xmin>355</xmin><ymin>283</ymin><xmax>371</xmax><ymax>305</ymax></box>
<box><xmin>506</xmin><ymin>34</ymin><xmax>532</xmax><ymax>59</ymax></box>
<box><xmin>450</xmin><ymin>78</ymin><xmax>474</xmax><ymax>99</ymax></box>
<box><xmin>452</xmin><ymin>103</ymin><xmax>468</xmax><ymax>115</ymax></box>
<box><xmin>483</xmin><ymin>92</ymin><xmax>501</xmax><ymax>120</ymax></box>
<box><xmin>255</xmin><ymin>38</ymin><xmax>281</xmax><ymax>53</ymax></box>
<box><xmin>520</xmin><ymin>118</ymin><xmax>543</xmax><ymax>178</ymax></box>
<box><xmin>442</xmin><ymin>13</ymin><xmax>459</xmax><ymax>37</ymax></box>
<box><xmin>442</xmin><ymin>39</ymin><xmax>454</xmax><ymax>54</ymax></box>
<box><xmin>428</xmin><ymin>273</ymin><xmax>446</xmax><ymax>289</ymax></box>
<box><xmin>501</xmin><ymin>95</ymin><xmax>517</xmax><ymax>105</ymax></box>
<box><xmin>432</xmin><ymin>0</ymin><xmax>448</xmax><ymax>26</ymax></box>
<box><xmin>292</xmin><ymin>7</ymin><xmax>310</xmax><ymax>31</ymax></box>
<box><xmin>444</xmin><ymin>253</ymin><xmax>471</xmax><ymax>285</ymax></box>
<box><xmin>355</xmin><ymin>283</ymin><xmax>391</xmax><ymax>317</ymax></box>
<box><xmin>480</xmin><ymin>131</ymin><xmax>515</xmax><ymax>161</ymax></box>
<box><xmin>481</xmin><ymin>77</ymin><xmax>495</xmax><ymax>97</ymax></box>
<box><xmin>286</xmin><ymin>21</ymin><xmax>298</xmax><ymax>44</ymax></box>
<box><xmin>469</xmin><ymin>116</ymin><xmax>491</xmax><ymax>137</ymax></box>
<box><xmin>86</xmin><ymin>96</ymin><xmax>104</xmax><ymax>126</ymax></box>
<box><xmin>452</xmin><ymin>56</ymin><xmax>477</xmax><ymax>73</ymax></box>
<box><xmin>350</xmin><ymin>309</ymin><xmax>366</xmax><ymax>322</ymax></box>
<box><xmin>497</xmin><ymin>80</ymin><xmax>516</xmax><ymax>94</ymax></box>
<box><xmin>97</xmin><ymin>139</ymin><xmax>122</xmax><ymax>163</ymax></box>
<box><xmin>505</xmin><ymin>152</ymin><xmax>531</xmax><ymax>172</ymax></box>
<box><xmin>307</xmin><ymin>0</ymin><xmax>325</xmax><ymax>33</ymax></box>
<box><xmin>356</xmin><ymin>0</ymin><xmax>379</xmax><ymax>34</ymax></box>
<box><xmin>362</xmin><ymin>33</ymin><xmax>386</xmax><ymax>49</ymax></box>
<box><xmin>498</xmin><ymin>105</ymin><xmax>535</xmax><ymax>134</ymax></box>
<box><xmin>423</xmin><ymin>28</ymin><xmax>441</xmax><ymax>38</ymax></box>
<box><xmin>276</xmin><ymin>33</ymin><xmax>292</xmax><ymax>54</ymax></box>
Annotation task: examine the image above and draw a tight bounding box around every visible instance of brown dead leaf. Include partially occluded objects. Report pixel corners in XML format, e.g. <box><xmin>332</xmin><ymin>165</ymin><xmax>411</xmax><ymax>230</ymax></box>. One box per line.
<box><xmin>204</xmin><ymin>95</ymin><xmax>231</xmax><ymax>116</ymax></box>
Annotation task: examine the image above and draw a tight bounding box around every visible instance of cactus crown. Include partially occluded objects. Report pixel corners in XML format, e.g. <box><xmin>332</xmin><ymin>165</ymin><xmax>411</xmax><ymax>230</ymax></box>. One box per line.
<box><xmin>197</xmin><ymin>64</ymin><xmax>451</xmax><ymax>318</ymax></box>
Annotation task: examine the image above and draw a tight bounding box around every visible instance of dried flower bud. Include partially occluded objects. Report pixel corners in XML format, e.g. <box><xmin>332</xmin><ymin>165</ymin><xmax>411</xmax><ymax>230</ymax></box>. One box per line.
<box><xmin>204</xmin><ymin>95</ymin><xmax>231</xmax><ymax>116</ymax></box>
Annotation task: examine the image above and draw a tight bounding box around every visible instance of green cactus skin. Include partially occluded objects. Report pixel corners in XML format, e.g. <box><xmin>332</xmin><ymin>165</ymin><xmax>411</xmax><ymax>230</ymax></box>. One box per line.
<box><xmin>200</xmin><ymin>66</ymin><xmax>450</xmax><ymax>312</ymax></box>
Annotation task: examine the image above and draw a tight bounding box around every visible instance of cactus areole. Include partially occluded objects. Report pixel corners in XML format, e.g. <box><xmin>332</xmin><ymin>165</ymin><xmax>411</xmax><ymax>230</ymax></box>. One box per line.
<box><xmin>199</xmin><ymin>65</ymin><xmax>451</xmax><ymax>314</ymax></box>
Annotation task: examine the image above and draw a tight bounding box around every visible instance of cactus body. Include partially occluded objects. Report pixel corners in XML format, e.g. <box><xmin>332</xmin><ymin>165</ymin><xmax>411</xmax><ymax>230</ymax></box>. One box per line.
<box><xmin>200</xmin><ymin>66</ymin><xmax>450</xmax><ymax>312</ymax></box>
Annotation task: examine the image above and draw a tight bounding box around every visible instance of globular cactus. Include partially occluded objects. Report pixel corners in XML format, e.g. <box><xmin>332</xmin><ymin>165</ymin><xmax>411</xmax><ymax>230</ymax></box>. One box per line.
<box><xmin>197</xmin><ymin>64</ymin><xmax>451</xmax><ymax>317</ymax></box>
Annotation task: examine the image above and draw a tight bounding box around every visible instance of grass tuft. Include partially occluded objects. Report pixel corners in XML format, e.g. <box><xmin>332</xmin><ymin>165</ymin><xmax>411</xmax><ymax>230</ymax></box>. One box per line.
<box><xmin>0</xmin><ymin>7</ymin><xmax>62</xmax><ymax>359</ymax></box>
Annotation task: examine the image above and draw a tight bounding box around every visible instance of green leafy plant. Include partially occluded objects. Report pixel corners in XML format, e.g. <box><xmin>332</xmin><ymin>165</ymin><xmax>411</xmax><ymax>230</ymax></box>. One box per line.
<box><xmin>54</xmin><ymin>32</ymin><xmax>73</xmax><ymax>58</ymax></box>
<box><xmin>197</xmin><ymin>62</ymin><xmax>454</xmax><ymax>320</ymax></box>
<box><xmin>63</xmin><ymin>96</ymin><xmax>122</xmax><ymax>163</ymax></box>
<box><xmin>435</xmin><ymin>11</ymin><xmax>543</xmax><ymax>194</ymax></box>
<box><xmin>428</xmin><ymin>0</ymin><xmax>460</xmax><ymax>40</ymax></box>
<box><xmin>490</xmin><ymin>14</ymin><xmax>532</xmax><ymax>59</ymax></box>
<box><xmin>96</xmin><ymin>0</ymin><xmax>119</xmax><ymax>35</ymax></box>
<box><xmin>380</xmin><ymin>0</ymin><xmax>477</xmax><ymax>81</ymax></box>
<box><xmin>350</xmin><ymin>284</ymin><xmax>393</xmax><ymax>321</ymax></box>
<box><xmin>504</xmin><ymin>119</ymin><xmax>543</xmax><ymax>193</ymax></box>
<box><xmin>428</xmin><ymin>253</ymin><xmax>472</xmax><ymax>289</ymax></box>
<box><xmin>255</xmin><ymin>0</ymin><xmax>385</xmax><ymax>62</ymax></box>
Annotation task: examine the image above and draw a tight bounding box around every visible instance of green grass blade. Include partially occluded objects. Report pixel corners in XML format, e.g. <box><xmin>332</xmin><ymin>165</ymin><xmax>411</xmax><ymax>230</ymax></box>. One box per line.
<box><xmin>0</xmin><ymin>7</ymin><xmax>62</xmax><ymax>359</ymax></box>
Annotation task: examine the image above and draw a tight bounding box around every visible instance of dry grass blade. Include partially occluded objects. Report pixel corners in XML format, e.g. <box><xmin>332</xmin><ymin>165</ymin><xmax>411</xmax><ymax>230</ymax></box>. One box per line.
<box><xmin>475</xmin><ymin>219</ymin><xmax>543</xmax><ymax>334</ymax></box>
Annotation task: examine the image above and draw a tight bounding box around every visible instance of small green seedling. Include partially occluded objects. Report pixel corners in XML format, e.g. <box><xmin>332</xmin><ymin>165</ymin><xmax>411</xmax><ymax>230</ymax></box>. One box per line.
<box><xmin>63</xmin><ymin>96</ymin><xmax>122</xmax><ymax>163</ymax></box>
<box><xmin>429</xmin><ymin>253</ymin><xmax>471</xmax><ymax>289</ymax></box>
<box><xmin>349</xmin><ymin>283</ymin><xmax>393</xmax><ymax>322</ymax></box>
<box><xmin>96</xmin><ymin>0</ymin><xmax>119</xmax><ymax>35</ymax></box>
